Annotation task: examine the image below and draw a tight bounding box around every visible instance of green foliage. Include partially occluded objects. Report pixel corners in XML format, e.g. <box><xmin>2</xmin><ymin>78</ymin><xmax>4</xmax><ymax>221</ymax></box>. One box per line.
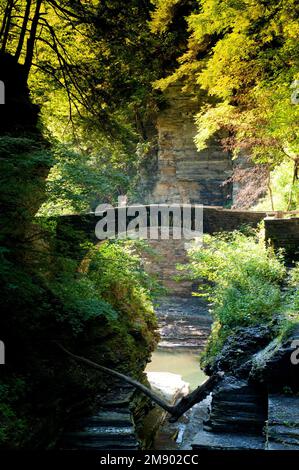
<box><xmin>47</xmin><ymin>270</ymin><xmax>118</xmax><ymax>336</ymax></box>
<box><xmin>152</xmin><ymin>0</ymin><xmax>299</xmax><ymax>209</ymax></box>
<box><xmin>186</xmin><ymin>229</ymin><xmax>288</xmax><ymax>365</ymax></box>
<box><xmin>0</xmin><ymin>378</ymin><xmax>27</xmax><ymax>446</ymax></box>
<box><xmin>38</xmin><ymin>143</ymin><xmax>133</xmax><ymax>215</ymax></box>
<box><xmin>0</xmin><ymin>225</ymin><xmax>158</xmax><ymax>448</ymax></box>
<box><xmin>0</xmin><ymin>0</ymin><xmax>187</xmax><ymax>450</ymax></box>
<box><xmin>150</xmin><ymin>0</ymin><xmax>183</xmax><ymax>33</ymax></box>
<box><xmin>255</xmin><ymin>160</ymin><xmax>299</xmax><ymax>211</ymax></box>
<box><xmin>0</xmin><ymin>135</ymin><xmax>52</xmax><ymax>220</ymax></box>
<box><xmin>282</xmin><ymin>264</ymin><xmax>299</xmax><ymax>322</ymax></box>
<box><xmin>88</xmin><ymin>240</ymin><xmax>159</xmax><ymax>320</ymax></box>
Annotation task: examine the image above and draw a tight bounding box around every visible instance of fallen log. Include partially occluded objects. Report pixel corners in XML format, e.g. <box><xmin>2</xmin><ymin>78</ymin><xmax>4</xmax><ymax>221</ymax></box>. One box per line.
<box><xmin>58</xmin><ymin>344</ymin><xmax>223</xmax><ymax>422</ymax></box>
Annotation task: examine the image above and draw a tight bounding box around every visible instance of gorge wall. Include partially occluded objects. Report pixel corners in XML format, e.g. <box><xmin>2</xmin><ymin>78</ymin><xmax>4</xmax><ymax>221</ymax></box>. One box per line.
<box><xmin>139</xmin><ymin>82</ymin><xmax>232</xmax><ymax>294</ymax></box>
<box><xmin>143</xmin><ymin>83</ymin><xmax>233</xmax><ymax>206</ymax></box>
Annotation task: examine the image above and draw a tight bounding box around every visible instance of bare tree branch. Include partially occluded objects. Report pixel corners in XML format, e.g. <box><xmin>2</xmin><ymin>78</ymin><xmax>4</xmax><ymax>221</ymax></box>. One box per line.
<box><xmin>47</xmin><ymin>0</ymin><xmax>83</xmax><ymax>21</ymax></box>
<box><xmin>1</xmin><ymin>0</ymin><xmax>15</xmax><ymax>53</ymax></box>
<box><xmin>58</xmin><ymin>343</ymin><xmax>222</xmax><ymax>422</ymax></box>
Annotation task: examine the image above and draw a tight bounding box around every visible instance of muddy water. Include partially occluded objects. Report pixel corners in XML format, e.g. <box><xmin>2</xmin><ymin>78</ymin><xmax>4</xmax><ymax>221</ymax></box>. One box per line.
<box><xmin>146</xmin><ymin>349</ymin><xmax>207</xmax><ymax>391</ymax></box>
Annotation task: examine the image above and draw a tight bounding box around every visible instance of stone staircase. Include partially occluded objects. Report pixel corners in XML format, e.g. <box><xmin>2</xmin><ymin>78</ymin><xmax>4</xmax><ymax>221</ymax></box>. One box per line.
<box><xmin>192</xmin><ymin>379</ymin><xmax>299</xmax><ymax>451</ymax></box>
<box><xmin>60</xmin><ymin>385</ymin><xmax>140</xmax><ymax>450</ymax></box>
<box><xmin>267</xmin><ymin>394</ymin><xmax>299</xmax><ymax>450</ymax></box>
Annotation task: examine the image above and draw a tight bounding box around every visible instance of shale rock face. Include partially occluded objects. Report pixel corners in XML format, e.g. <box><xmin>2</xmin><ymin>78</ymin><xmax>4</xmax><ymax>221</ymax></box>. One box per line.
<box><xmin>148</xmin><ymin>83</ymin><xmax>232</xmax><ymax>206</ymax></box>
<box><xmin>192</xmin><ymin>323</ymin><xmax>299</xmax><ymax>451</ymax></box>
<box><xmin>267</xmin><ymin>394</ymin><xmax>299</xmax><ymax>450</ymax></box>
<box><xmin>204</xmin><ymin>376</ymin><xmax>266</xmax><ymax>435</ymax></box>
<box><xmin>206</xmin><ymin>325</ymin><xmax>276</xmax><ymax>377</ymax></box>
<box><xmin>250</xmin><ymin>324</ymin><xmax>299</xmax><ymax>389</ymax></box>
<box><xmin>154</xmin><ymin>296</ymin><xmax>212</xmax><ymax>349</ymax></box>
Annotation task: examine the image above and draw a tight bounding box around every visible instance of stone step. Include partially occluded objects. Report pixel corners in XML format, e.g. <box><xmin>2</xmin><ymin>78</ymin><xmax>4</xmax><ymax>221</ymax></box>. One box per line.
<box><xmin>159</xmin><ymin>319</ymin><xmax>211</xmax><ymax>327</ymax></box>
<box><xmin>208</xmin><ymin>402</ymin><xmax>264</xmax><ymax>414</ymax></box>
<box><xmin>192</xmin><ymin>429</ymin><xmax>265</xmax><ymax>450</ymax></box>
<box><xmin>158</xmin><ymin>342</ymin><xmax>205</xmax><ymax>350</ymax></box>
<box><xmin>266</xmin><ymin>441</ymin><xmax>299</xmax><ymax>450</ymax></box>
<box><xmin>63</xmin><ymin>438</ymin><xmax>138</xmax><ymax>450</ymax></box>
<box><xmin>206</xmin><ymin>377</ymin><xmax>266</xmax><ymax>434</ymax></box>
<box><xmin>159</xmin><ymin>317</ymin><xmax>211</xmax><ymax>324</ymax></box>
<box><xmin>62</xmin><ymin>426</ymin><xmax>138</xmax><ymax>450</ymax></box>
<box><xmin>99</xmin><ymin>388</ymin><xmax>135</xmax><ymax>409</ymax></box>
<box><xmin>159</xmin><ymin>333</ymin><xmax>210</xmax><ymax>342</ymax></box>
<box><xmin>266</xmin><ymin>394</ymin><xmax>299</xmax><ymax>450</ymax></box>
<box><xmin>159</xmin><ymin>336</ymin><xmax>209</xmax><ymax>344</ymax></box>
<box><xmin>158</xmin><ymin>329</ymin><xmax>210</xmax><ymax>348</ymax></box>
<box><xmin>60</xmin><ymin>384</ymin><xmax>140</xmax><ymax>450</ymax></box>
<box><xmin>64</xmin><ymin>426</ymin><xmax>135</xmax><ymax>439</ymax></box>
<box><xmin>80</xmin><ymin>411</ymin><xmax>133</xmax><ymax>427</ymax></box>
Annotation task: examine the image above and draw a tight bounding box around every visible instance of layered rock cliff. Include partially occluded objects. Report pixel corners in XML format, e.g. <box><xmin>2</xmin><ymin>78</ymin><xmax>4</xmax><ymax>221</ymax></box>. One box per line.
<box><xmin>141</xmin><ymin>83</ymin><xmax>232</xmax><ymax>206</ymax></box>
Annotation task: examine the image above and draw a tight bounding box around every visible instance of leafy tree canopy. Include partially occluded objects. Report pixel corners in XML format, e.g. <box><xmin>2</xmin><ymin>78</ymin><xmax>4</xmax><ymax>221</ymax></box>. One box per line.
<box><xmin>152</xmin><ymin>0</ymin><xmax>299</xmax><ymax>209</ymax></box>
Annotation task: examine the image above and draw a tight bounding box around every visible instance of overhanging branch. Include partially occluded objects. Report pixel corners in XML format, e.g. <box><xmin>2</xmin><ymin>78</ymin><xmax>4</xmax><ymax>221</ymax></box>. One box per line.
<box><xmin>58</xmin><ymin>344</ymin><xmax>222</xmax><ymax>422</ymax></box>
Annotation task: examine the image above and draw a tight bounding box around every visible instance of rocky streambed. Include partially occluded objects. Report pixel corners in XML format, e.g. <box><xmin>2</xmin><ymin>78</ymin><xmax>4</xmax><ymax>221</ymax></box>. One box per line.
<box><xmin>146</xmin><ymin>299</ymin><xmax>299</xmax><ymax>452</ymax></box>
<box><xmin>145</xmin><ymin>295</ymin><xmax>213</xmax><ymax>450</ymax></box>
<box><xmin>59</xmin><ymin>295</ymin><xmax>212</xmax><ymax>450</ymax></box>
<box><xmin>59</xmin><ymin>294</ymin><xmax>299</xmax><ymax>451</ymax></box>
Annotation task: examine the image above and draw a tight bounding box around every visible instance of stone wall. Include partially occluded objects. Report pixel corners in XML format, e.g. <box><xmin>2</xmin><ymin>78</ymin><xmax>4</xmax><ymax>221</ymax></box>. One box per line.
<box><xmin>264</xmin><ymin>217</ymin><xmax>299</xmax><ymax>261</ymax></box>
<box><xmin>203</xmin><ymin>207</ymin><xmax>268</xmax><ymax>233</ymax></box>
<box><xmin>148</xmin><ymin>83</ymin><xmax>233</xmax><ymax>206</ymax></box>
<box><xmin>142</xmin><ymin>235</ymin><xmax>194</xmax><ymax>295</ymax></box>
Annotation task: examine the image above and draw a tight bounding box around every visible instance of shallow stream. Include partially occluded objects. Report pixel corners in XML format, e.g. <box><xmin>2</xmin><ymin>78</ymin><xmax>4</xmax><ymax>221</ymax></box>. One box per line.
<box><xmin>146</xmin><ymin>349</ymin><xmax>207</xmax><ymax>392</ymax></box>
<box><xmin>144</xmin><ymin>296</ymin><xmax>211</xmax><ymax>449</ymax></box>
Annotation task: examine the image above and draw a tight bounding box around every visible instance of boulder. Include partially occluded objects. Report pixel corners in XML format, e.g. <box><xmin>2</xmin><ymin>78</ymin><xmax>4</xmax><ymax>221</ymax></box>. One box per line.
<box><xmin>146</xmin><ymin>372</ymin><xmax>189</xmax><ymax>404</ymax></box>
<box><xmin>250</xmin><ymin>324</ymin><xmax>299</xmax><ymax>390</ymax></box>
<box><xmin>206</xmin><ymin>324</ymin><xmax>276</xmax><ymax>377</ymax></box>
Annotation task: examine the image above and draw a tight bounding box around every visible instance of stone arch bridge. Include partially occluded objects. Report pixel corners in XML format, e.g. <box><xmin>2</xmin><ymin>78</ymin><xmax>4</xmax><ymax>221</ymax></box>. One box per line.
<box><xmin>51</xmin><ymin>205</ymin><xmax>291</xmax><ymax>295</ymax></box>
<box><xmin>54</xmin><ymin>205</ymin><xmax>269</xmax><ymax>246</ymax></box>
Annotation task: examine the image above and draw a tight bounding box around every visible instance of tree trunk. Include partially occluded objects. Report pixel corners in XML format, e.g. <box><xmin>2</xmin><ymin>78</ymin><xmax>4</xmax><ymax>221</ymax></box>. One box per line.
<box><xmin>267</xmin><ymin>166</ymin><xmax>274</xmax><ymax>211</ymax></box>
<box><xmin>24</xmin><ymin>0</ymin><xmax>42</xmax><ymax>80</ymax></box>
<box><xmin>15</xmin><ymin>0</ymin><xmax>32</xmax><ymax>62</ymax></box>
<box><xmin>58</xmin><ymin>344</ymin><xmax>222</xmax><ymax>422</ymax></box>
<box><xmin>287</xmin><ymin>158</ymin><xmax>299</xmax><ymax>211</ymax></box>
<box><xmin>0</xmin><ymin>0</ymin><xmax>14</xmax><ymax>54</ymax></box>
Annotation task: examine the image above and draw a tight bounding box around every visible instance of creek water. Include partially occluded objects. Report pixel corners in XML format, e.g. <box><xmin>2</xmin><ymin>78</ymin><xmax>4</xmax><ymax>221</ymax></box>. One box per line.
<box><xmin>146</xmin><ymin>349</ymin><xmax>207</xmax><ymax>391</ymax></box>
<box><xmin>144</xmin><ymin>296</ymin><xmax>212</xmax><ymax>449</ymax></box>
<box><xmin>60</xmin><ymin>296</ymin><xmax>211</xmax><ymax>450</ymax></box>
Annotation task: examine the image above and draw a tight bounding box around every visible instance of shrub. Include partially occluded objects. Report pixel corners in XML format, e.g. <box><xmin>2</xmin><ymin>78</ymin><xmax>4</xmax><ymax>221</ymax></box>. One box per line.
<box><xmin>186</xmin><ymin>230</ymin><xmax>287</xmax><ymax>366</ymax></box>
<box><xmin>0</xmin><ymin>236</ymin><xmax>158</xmax><ymax>448</ymax></box>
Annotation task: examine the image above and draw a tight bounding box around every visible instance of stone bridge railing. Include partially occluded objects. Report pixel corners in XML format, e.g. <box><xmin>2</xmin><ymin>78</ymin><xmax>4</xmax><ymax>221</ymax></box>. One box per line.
<box><xmin>49</xmin><ymin>205</ymin><xmax>299</xmax><ymax>263</ymax></box>
<box><xmin>264</xmin><ymin>216</ymin><xmax>299</xmax><ymax>262</ymax></box>
<box><xmin>54</xmin><ymin>205</ymin><xmax>271</xmax><ymax>241</ymax></box>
